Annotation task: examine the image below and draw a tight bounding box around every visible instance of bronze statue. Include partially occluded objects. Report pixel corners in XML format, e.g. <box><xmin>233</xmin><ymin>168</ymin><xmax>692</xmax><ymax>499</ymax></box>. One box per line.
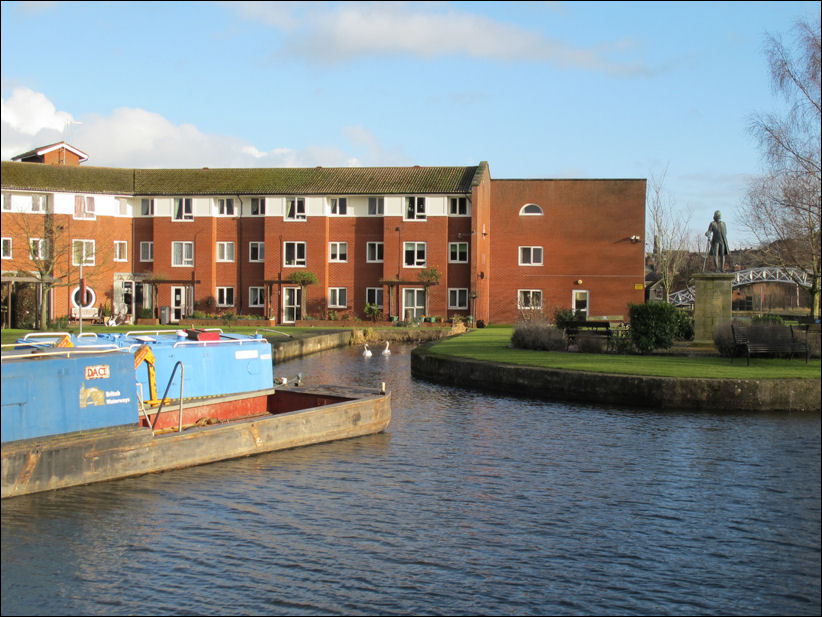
<box><xmin>705</xmin><ymin>210</ymin><xmax>729</xmax><ymax>272</ymax></box>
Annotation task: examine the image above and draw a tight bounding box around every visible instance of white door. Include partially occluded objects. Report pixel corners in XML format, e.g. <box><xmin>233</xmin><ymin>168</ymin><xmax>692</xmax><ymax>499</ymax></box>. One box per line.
<box><xmin>283</xmin><ymin>287</ymin><xmax>301</xmax><ymax>323</ymax></box>
<box><xmin>573</xmin><ymin>290</ymin><xmax>589</xmax><ymax>320</ymax></box>
<box><xmin>171</xmin><ymin>286</ymin><xmax>187</xmax><ymax>322</ymax></box>
<box><xmin>403</xmin><ymin>288</ymin><xmax>426</xmax><ymax>321</ymax></box>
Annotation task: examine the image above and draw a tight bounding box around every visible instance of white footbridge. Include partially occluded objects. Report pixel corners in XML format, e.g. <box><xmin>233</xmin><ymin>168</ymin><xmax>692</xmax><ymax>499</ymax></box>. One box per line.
<box><xmin>668</xmin><ymin>267</ymin><xmax>813</xmax><ymax>308</ymax></box>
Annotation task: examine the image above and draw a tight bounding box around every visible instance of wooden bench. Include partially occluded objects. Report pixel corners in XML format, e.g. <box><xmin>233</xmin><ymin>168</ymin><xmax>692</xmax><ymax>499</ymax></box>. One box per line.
<box><xmin>566</xmin><ymin>321</ymin><xmax>613</xmax><ymax>350</ymax></box>
<box><xmin>70</xmin><ymin>306</ymin><xmax>100</xmax><ymax>322</ymax></box>
<box><xmin>731</xmin><ymin>323</ymin><xmax>809</xmax><ymax>366</ymax></box>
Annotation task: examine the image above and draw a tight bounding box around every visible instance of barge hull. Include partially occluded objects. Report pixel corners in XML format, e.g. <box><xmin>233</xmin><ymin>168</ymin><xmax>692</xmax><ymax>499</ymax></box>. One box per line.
<box><xmin>2</xmin><ymin>387</ymin><xmax>390</xmax><ymax>499</ymax></box>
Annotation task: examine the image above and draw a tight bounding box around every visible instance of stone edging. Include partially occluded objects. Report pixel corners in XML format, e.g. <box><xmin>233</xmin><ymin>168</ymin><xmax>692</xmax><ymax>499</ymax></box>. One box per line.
<box><xmin>410</xmin><ymin>343</ymin><xmax>820</xmax><ymax>412</ymax></box>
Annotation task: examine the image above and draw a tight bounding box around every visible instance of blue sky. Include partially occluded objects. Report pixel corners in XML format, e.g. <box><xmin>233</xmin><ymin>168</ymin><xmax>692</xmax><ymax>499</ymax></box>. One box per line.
<box><xmin>2</xmin><ymin>1</ymin><xmax>819</xmax><ymax>247</ymax></box>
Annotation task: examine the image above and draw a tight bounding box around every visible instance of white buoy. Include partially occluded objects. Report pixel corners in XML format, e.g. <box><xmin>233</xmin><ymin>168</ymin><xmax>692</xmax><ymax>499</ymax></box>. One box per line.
<box><xmin>382</xmin><ymin>341</ymin><xmax>391</xmax><ymax>356</ymax></box>
<box><xmin>363</xmin><ymin>344</ymin><xmax>372</xmax><ymax>358</ymax></box>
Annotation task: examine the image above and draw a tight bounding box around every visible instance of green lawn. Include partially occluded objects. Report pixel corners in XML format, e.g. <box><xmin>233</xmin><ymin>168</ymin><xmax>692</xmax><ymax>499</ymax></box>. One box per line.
<box><xmin>427</xmin><ymin>327</ymin><xmax>821</xmax><ymax>379</ymax></box>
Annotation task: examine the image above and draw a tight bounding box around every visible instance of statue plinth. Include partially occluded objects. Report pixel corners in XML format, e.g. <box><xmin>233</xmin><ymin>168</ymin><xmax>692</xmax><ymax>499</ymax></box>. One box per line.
<box><xmin>693</xmin><ymin>273</ymin><xmax>735</xmax><ymax>344</ymax></box>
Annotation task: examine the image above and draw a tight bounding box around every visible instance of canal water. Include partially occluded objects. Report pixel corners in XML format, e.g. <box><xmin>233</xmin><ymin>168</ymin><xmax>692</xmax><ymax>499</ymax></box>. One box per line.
<box><xmin>2</xmin><ymin>344</ymin><xmax>820</xmax><ymax>616</ymax></box>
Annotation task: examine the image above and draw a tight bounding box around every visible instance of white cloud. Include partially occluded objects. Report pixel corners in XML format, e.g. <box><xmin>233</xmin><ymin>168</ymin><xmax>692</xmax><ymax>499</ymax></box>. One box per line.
<box><xmin>1</xmin><ymin>88</ymin><xmax>390</xmax><ymax>168</ymax></box>
<box><xmin>236</xmin><ymin>2</ymin><xmax>649</xmax><ymax>75</ymax></box>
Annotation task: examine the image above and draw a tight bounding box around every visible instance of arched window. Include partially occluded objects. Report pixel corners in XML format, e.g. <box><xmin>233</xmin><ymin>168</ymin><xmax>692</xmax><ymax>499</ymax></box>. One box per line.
<box><xmin>519</xmin><ymin>203</ymin><xmax>543</xmax><ymax>216</ymax></box>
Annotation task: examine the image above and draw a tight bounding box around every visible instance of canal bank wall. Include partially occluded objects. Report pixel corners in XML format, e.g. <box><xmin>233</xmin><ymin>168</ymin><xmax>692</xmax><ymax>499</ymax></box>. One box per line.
<box><xmin>411</xmin><ymin>343</ymin><xmax>821</xmax><ymax>412</ymax></box>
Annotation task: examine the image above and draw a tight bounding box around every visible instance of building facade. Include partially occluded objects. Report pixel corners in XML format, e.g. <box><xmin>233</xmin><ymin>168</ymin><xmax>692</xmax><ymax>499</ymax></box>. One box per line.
<box><xmin>1</xmin><ymin>146</ymin><xmax>646</xmax><ymax>327</ymax></box>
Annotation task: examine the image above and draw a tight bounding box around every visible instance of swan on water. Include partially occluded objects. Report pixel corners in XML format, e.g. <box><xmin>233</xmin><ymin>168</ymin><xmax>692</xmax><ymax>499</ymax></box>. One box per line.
<box><xmin>363</xmin><ymin>344</ymin><xmax>372</xmax><ymax>358</ymax></box>
<box><xmin>382</xmin><ymin>341</ymin><xmax>391</xmax><ymax>356</ymax></box>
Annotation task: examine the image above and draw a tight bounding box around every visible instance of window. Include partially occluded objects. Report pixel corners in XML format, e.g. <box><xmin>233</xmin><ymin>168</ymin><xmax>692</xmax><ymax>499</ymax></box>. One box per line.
<box><xmin>141</xmin><ymin>198</ymin><xmax>155</xmax><ymax>216</ymax></box>
<box><xmin>367</xmin><ymin>242</ymin><xmax>384</xmax><ymax>263</ymax></box>
<box><xmin>518</xmin><ymin>289</ymin><xmax>543</xmax><ymax>310</ymax></box>
<box><xmin>2</xmin><ymin>194</ymin><xmax>10</xmax><ymax>211</ymax></box>
<box><xmin>118</xmin><ymin>198</ymin><xmax>129</xmax><ymax>216</ymax></box>
<box><xmin>249</xmin><ymin>242</ymin><xmax>265</xmax><ymax>262</ymax></box>
<box><xmin>74</xmin><ymin>195</ymin><xmax>95</xmax><ymax>220</ymax></box>
<box><xmin>285</xmin><ymin>197</ymin><xmax>306</xmax><ymax>221</ymax></box>
<box><xmin>449</xmin><ymin>242</ymin><xmax>469</xmax><ymax>263</ymax></box>
<box><xmin>32</xmin><ymin>194</ymin><xmax>48</xmax><ymax>213</ymax></box>
<box><xmin>217</xmin><ymin>242</ymin><xmax>235</xmax><ymax>262</ymax></box>
<box><xmin>217</xmin><ymin>287</ymin><xmax>235</xmax><ymax>307</ymax></box>
<box><xmin>328</xmin><ymin>287</ymin><xmax>347</xmax><ymax>308</ymax></box>
<box><xmin>140</xmin><ymin>241</ymin><xmax>154</xmax><ymax>262</ymax></box>
<box><xmin>329</xmin><ymin>242</ymin><xmax>348</xmax><ymax>262</ymax></box>
<box><xmin>114</xmin><ymin>241</ymin><xmax>128</xmax><ymax>262</ymax></box>
<box><xmin>329</xmin><ymin>197</ymin><xmax>347</xmax><ymax>215</ymax></box>
<box><xmin>449</xmin><ymin>197</ymin><xmax>469</xmax><ymax>216</ymax></box>
<box><xmin>1</xmin><ymin>237</ymin><xmax>11</xmax><ymax>259</ymax></box>
<box><xmin>251</xmin><ymin>197</ymin><xmax>266</xmax><ymax>216</ymax></box>
<box><xmin>405</xmin><ymin>196</ymin><xmax>426</xmax><ymax>220</ymax></box>
<box><xmin>284</xmin><ymin>241</ymin><xmax>306</xmax><ymax>266</ymax></box>
<box><xmin>448</xmin><ymin>288</ymin><xmax>469</xmax><ymax>309</ymax></box>
<box><xmin>173</xmin><ymin>197</ymin><xmax>193</xmax><ymax>221</ymax></box>
<box><xmin>368</xmin><ymin>197</ymin><xmax>384</xmax><ymax>216</ymax></box>
<box><xmin>29</xmin><ymin>238</ymin><xmax>48</xmax><ymax>260</ymax></box>
<box><xmin>519</xmin><ymin>246</ymin><xmax>543</xmax><ymax>266</ymax></box>
<box><xmin>249</xmin><ymin>287</ymin><xmax>265</xmax><ymax>307</ymax></box>
<box><xmin>172</xmin><ymin>241</ymin><xmax>194</xmax><ymax>267</ymax></box>
<box><xmin>217</xmin><ymin>198</ymin><xmax>235</xmax><ymax>216</ymax></box>
<box><xmin>72</xmin><ymin>239</ymin><xmax>95</xmax><ymax>266</ymax></box>
<box><xmin>366</xmin><ymin>287</ymin><xmax>383</xmax><ymax>308</ymax></box>
<box><xmin>520</xmin><ymin>203</ymin><xmax>543</xmax><ymax>216</ymax></box>
<box><xmin>404</xmin><ymin>241</ymin><xmax>426</xmax><ymax>267</ymax></box>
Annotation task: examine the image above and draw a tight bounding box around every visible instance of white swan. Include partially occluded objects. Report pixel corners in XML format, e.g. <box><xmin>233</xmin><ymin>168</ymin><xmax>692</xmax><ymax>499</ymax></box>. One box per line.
<box><xmin>382</xmin><ymin>341</ymin><xmax>391</xmax><ymax>356</ymax></box>
<box><xmin>362</xmin><ymin>344</ymin><xmax>372</xmax><ymax>358</ymax></box>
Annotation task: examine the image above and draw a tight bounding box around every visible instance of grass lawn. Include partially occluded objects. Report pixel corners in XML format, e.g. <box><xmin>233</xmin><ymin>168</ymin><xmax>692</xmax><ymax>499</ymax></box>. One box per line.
<box><xmin>427</xmin><ymin>327</ymin><xmax>821</xmax><ymax>380</ymax></box>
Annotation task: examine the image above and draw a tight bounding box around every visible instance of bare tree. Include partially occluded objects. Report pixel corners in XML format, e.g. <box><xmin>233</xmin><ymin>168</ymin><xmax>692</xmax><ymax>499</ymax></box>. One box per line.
<box><xmin>743</xmin><ymin>18</ymin><xmax>821</xmax><ymax>319</ymax></box>
<box><xmin>647</xmin><ymin>167</ymin><xmax>692</xmax><ymax>302</ymax></box>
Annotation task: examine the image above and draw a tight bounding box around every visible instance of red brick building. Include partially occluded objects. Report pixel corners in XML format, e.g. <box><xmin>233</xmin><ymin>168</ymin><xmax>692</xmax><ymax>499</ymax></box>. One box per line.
<box><xmin>2</xmin><ymin>149</ymin><xmax>645</xmax><ymax>327</ymax></box>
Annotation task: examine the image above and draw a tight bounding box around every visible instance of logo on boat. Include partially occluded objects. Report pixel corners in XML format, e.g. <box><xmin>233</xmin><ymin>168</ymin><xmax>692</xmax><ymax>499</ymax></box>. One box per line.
<box><xmin>79</xmin><ymin>383</ymin><xmax>105</xmax><ymax>408</ymax></box>
<box><xmin>84</xmin><ymin>364</ymin><xmax>110</xmax><ymax>380</ymax></box>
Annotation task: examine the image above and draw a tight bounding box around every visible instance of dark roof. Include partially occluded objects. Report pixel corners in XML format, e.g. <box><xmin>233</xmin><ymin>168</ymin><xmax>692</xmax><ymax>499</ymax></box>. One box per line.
<box><xmin>1</xmin><ymin>161</ymin><xmax>482</xmax><ymax>196</ymax></box>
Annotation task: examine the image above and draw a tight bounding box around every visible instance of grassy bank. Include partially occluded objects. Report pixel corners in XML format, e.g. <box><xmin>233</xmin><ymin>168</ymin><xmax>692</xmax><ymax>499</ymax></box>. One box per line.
<box><xmin>426</xmin><ymin>327</ymin><xmax>821</xmax><ymax>379</ymax></box>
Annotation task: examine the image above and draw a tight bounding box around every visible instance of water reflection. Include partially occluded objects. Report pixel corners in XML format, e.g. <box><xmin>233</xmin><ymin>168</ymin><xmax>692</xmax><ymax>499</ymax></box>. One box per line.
<box><xmin>2</xmin><ymin>343</ymin><xmax>820</xmax><ymax>616</ymax></box>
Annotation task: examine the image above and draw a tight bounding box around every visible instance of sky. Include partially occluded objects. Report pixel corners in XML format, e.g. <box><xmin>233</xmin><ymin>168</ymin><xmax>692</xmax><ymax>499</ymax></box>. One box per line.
<box><xmin>2</xmin><ymin>1</ymin><xmax>819</xmax><ymax>248</ymax></box>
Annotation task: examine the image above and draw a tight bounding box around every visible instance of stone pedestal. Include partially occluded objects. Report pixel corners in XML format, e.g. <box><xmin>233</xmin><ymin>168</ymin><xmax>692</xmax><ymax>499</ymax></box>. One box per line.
<box><xmin>693</xmin><ymin>273</ymin><xmax>735</xmax><ymax>344</ymax></box>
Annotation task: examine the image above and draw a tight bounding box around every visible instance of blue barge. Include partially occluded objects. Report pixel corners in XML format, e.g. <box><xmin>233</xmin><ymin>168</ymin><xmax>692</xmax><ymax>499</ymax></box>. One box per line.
<box><xmin>2</xmin><ymin>330</ymin><xmax>391</xmax><ymax>498</ymax></box>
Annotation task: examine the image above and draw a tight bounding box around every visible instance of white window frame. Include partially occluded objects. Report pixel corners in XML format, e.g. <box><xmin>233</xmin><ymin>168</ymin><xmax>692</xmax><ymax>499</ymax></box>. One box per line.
<box><xmin>368</xmin><ymin>197</ymin><xmax>384</xmax><ymax>216</ymax></box>
<box><xmin>173</xmin><ymin>197</ymin><xmax>193</xmax><ymax>221</ymax></box>
<box><xmin>449</xmin><ymin>196</ymin><xmax>470</xmax><ymax>216</ymax></box>
<box><xmin>449</xmin><ymin>242</ymin><xmax>469</xmax><ymax>263</ymax></box>
<box><xmin>2</xmin><ymin>194</ymin><xmax>11</xmax><ymax>211</ymax></box>
<box><xmin>329</xmin><ymin>197</ymin><xmax>348</xmax><ymax>216</ymax></box>
<box><xmin>250</xmin><ymin>197</ymin><xmax>266</xmax><ymax>216</ymax></box>
<box><xmin>114</xmin><ymin>240</ymin><xmax>128</xmax><ymax>262</ymax></box>
<box><xmin>367</xmin><ymin>242</ymin><xmax>384</xmax><ymax>263</ymax></box>
<box><xmin>29</xmin><ymin>238</ymin><xmax>48</xmax><ymax>260</ymax></box>
<box><xmin>448</xmin><ymin>288</ymin><xmax>469</xmax><ymax>309</ymax></box>
<box><xmin>217</xmin><ymin>241</ymin><xmax>236</xmax><ymax>262</ymax></box>
<box><xmin>519</xmin><ymin>246</ymin><xmax>543</xmax><ymax>266</ymax></box>
<box><xmin>284</xmin><ymin>241</ymin><xmax>307</xmax><ymax>267</ymax></box>
<box><xmin>403</xmin><ymin>241</ymin><xmax>427</xmax><ymax>268</ymax></box>
<box><xmin>520</xmin><ymin>203</ymin><xmax>544</xmax><ymax>216</ymax></box>
<box><xmin>249</xmin><ymin>242</ymin><xmax>265</xmax><ymax>263</ymax></box>
<box><xmin>329</xmin><ymin>241</ymin><xmax>348</xmax><ymax>263</ymax></box>
<box><xmin>141</xmin><ymin>198</ymin><xmax>155</xmax><ymax>216</ymax></box>
<box><xmin>140</xmin><ymin>241</ymin><xmax>154</xmax><ymax>262</ymax></box>
<box><xmin>72</xmin><ymin>239</ymin><xmax>96</xmax><ymax>266</ymax></box>
<box><xmin>73</xmin><ymin>195</ymin><xmax>96</xmax><ymax>220</ymax></box>
<box><xmin>285</xmin><ymin>197</ymin><xmax>306</xmax><ymax>221</ymax></box>
<box><xmin>366</xmin><ymin>287</ymin><xmax>384</xmax><ymax>309</ymax></box>
<box><xmin>31</xmin><ymin>194</ymin><xmax>48</xmax><ymax>213</ymax></box>
<box><xmin>1</xmin><ymin>237</ymin><xmax>11</xmax><ymax>259</ymax></box>
<box><xmin>405</xmin><ymin>196</ymin><xmax>426</xmax><ymax>221</ymax></box>
<box><xmin>518</xmin><ymin>289</ymin><xmax>543</xmax><ymax>310</ymax></box>
<box><xmin>216</xmin><ymin>286</ymin><xmax>235</xmax><ymax>307</ymax></box>
<box><xmin>172</xmin><ymin>241</ymin><xmax>194</xmax><ymax>267</ymax></box>
<box><xmin>249</xmin><ymin>286</ymin><xmax>265</xmax><ymax>308</ymax></box>
<box><xmin>217</xmin><ymin>198</ymin><xmax>235</xmax><ymax>216</ymax></box>
<box><xmin>328</xmin><ymin>287</ymin><xmax>348</xmax><ymax>308</ymax></box>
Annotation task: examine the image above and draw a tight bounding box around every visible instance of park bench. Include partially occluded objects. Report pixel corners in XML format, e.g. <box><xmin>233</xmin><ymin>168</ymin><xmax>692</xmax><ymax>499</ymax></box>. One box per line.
<box><xmin>566</xmin><ymin>321</ymin><xmax>613</xmax><ymax>350</ymax></box>
<box><xmin>731</xmin><ymin>323</ymin><xmax>809</xmax><ymax>366</ymax></box>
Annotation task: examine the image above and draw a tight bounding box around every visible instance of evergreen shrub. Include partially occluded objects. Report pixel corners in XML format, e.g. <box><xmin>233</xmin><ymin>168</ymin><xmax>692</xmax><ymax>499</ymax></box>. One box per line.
<box><xmin>628</xmin><ymin>302</ymin><xmax>679</xmax><ymax>354</ymax></box>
